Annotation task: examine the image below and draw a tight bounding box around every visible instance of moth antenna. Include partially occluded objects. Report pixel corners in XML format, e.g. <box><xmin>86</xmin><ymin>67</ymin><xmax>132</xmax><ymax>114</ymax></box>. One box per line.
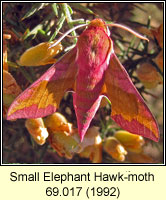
<box><xmin>49</xmin><ymin>23</ymin><xmax>88</xmax><ymax>49</ymax></box>
<box><xmin>58</xmin><ymin>31</ymin><xmax>79</xmax><ymax>38</ymax></box>
<box><xmin>107</xmin><ymin>23</ymin><xmax>149</xmax><ymax>42</ymax></box>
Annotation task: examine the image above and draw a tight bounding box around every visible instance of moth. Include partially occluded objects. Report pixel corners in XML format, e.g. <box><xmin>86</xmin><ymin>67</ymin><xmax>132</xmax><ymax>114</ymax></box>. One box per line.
<box><xmin>7</xmin><ymin>18</ymin><xmax>159</xmax><ymax>142</ymax></box>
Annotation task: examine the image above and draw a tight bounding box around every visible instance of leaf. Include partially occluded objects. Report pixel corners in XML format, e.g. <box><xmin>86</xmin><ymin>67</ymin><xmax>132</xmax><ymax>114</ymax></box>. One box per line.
<box><xmin>51</xmin><ymin>3</ymin><xmax>59</xmax><ymax>17</ymax></box>
<box><xmin>21</xmin><ymin>3</ymin><xmax>49</xmax><ymax>20</ymax></box>
<box><xmin>49</xmin><ymin>13</ymin><xmax>66</xmax><ymax>42</ymax></box>
<box><xmin>69</xmin><ymin>3</ymin><xmax>95</xmax><ymax>15</ymax></box>
<box><xmin>23</xmin><ymin>24</ymin><xmax>43</xmax><ymax>40</ymax></box>
<box><xmin>61</xmin><ymin>3</ymin><xmax>77</xmax><ymax>43</ymax></box>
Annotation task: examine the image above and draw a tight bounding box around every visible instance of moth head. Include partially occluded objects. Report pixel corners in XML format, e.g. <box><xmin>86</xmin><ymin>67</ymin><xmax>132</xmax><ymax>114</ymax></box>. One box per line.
<box><xmin>88</xmin><ymin>18</ymin><xmax>110</xmax><ymax>36</ymax></box>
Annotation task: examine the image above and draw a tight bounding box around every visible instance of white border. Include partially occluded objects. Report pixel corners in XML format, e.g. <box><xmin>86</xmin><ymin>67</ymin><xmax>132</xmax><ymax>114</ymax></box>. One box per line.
<box><xmin>1</xmin><ymin>1</ymin><xmax>165</xmax><ymax>166</ymax></box>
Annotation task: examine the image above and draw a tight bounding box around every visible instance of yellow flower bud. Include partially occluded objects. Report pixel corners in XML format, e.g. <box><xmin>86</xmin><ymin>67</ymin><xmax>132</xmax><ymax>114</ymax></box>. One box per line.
<box><xmin>19</xmin><ymin>40</ymin><xmax>63</xmax><ymax>66</ymax></box>
<box><xmin>44</xmin><ymin>112</ymin><xmax>72</xmax><ymax>133</ymax></box>
<box><xmin>79</xmin><ymin>146</ymin><xmax>92</xmax><ymax>159</ymax></box>
<box><xmin>103</xmin><ymin>137</ymin><xmax>127</xmax><ymax>162</ymax></box>
<box><xmin>79</xmin><ymin>144</ymin><xmax>102</xmax><ymax>163</ymax></box>
<box><xmin>136</xmin><ymin>62</ymin><xmax>162</xmax><ymax>89</ymax></box>
<box><xmin>114</xmin><ymin>130</ymin><xmax>145</xmax><ymax>153</ymax></box>
<box><xmin>79</xmin><ymin>126</ymin><xmax>102</xmax><ymax>150</ymax></box>
<box><xmin>48</xmin><ymin>130</ymin><xmax>80</xmax><ymax>159</ymax></box>
<box><xmin>78</xmin><ymin>126</ymin><xmax>102</xmax><ymax>163</ymax></box>
<box><xmin>45</xmin><ymin>113</ymin><xmax>80</xmax><ymax>159</ymax></box>
<box><xmin>25</xmin><ymin>118</ymin><xmax>49</xmax><ymax>145</ymax></box>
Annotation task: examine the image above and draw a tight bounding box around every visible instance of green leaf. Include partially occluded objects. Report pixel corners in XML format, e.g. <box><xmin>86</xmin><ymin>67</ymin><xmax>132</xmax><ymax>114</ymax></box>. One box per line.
<box><xmin>61</xmin><ymin>3</ymin><xmax>77</xmax><ymax>43</ymax></box>
<box><xmin>24</xmin><ymin>24</ymin><xmax>43</xmax><ymax>40</ymax></box>
<box><xmin>69</xmin><ymin>3</ymin><xmax>95</xmax><ymax>15</ymax></box>
<box><xmin>49</xmin><ymin>13</ymin><xmax>65</xmax><ymax>42</ymax></box>
<box><xmin>22</xmin><ymin>3</ymin><xmax>49</xmax><ymax>20</ymax></box>
<box><xmin>19</xmin><ymin>67</ymin><xmax>34</xmax><ymax>83</ymax></box>
<box><xmin>51</xmin><ymin>3</ymin><xmax>59</xmax><ymax>17</ymax></box>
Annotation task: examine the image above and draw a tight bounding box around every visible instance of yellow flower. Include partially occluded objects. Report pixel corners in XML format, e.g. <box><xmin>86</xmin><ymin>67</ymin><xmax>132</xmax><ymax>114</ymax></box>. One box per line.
<box><xmin>79</xmin><ymin>127</ymin><xmax>102</xmax><ymax>163</ymax></box>
<box><xmin>25</xmin><ymin>118</ymin><xmax>49</xmax><ymax>145</ymax></box>
<box><xmin>3</xmin><ymin>70</ymin><xmax>22</xmax><ymax>118</ymax></box>
<box><xmin>79</xmin><ymin>144</ymin><xmax>102</xmax><ymax>163</ymax></box>
<box><xmin>103</xmin><ymin>137</ymin><xmax>127</xmax><ymax>162</ymax></box>
<box><xmin>19</xmin><ymin>40</ymin><xmax>63</xmax><ymax>66</ymax></box>
<box><xmin>48</xmin><ymin>130</ymin><xmax>80</xmax><ymax>159</ymax></box>
<box><xmin>3</xmin><ymin>34</ymin><xmax>11</xmax><ymax>71</ymax></box>
<box><xmin>114</xmin><ymin>130</ymin><xmax>145</xmax><ymax>153</ymax></box>
<box><xmin>136</xmin><ymin>62</ymin><xmax>162</xmax><ymax>89</ymax></box>
<box><xmin>46</xmin><ymin>116</ymin><xmax>103</xmax><ymax>162</ymax></box>
<box><xmin>44</xmin><ymin>112</ymin><xmax>72</xmax><ymax>133</ymax></box>
<box><xmin>45</xmin><ymin>112</ymin><xmax>80</xmax><ymax>159</ymax></box>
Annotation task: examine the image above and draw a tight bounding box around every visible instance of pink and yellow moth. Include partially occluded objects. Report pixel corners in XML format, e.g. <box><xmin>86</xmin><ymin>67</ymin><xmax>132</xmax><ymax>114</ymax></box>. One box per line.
<box><xmin>7</xmin><ymin>19</ymin><xmax>159</xmax><ymax>142</ymax></box>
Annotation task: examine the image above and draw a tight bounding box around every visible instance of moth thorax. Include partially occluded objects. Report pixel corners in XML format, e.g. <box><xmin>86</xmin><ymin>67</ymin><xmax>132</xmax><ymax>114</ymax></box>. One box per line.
<box><xmin>89</xmin><ymin>18</ymin><xmax>107</xmax><ymax>33</ymax></box>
